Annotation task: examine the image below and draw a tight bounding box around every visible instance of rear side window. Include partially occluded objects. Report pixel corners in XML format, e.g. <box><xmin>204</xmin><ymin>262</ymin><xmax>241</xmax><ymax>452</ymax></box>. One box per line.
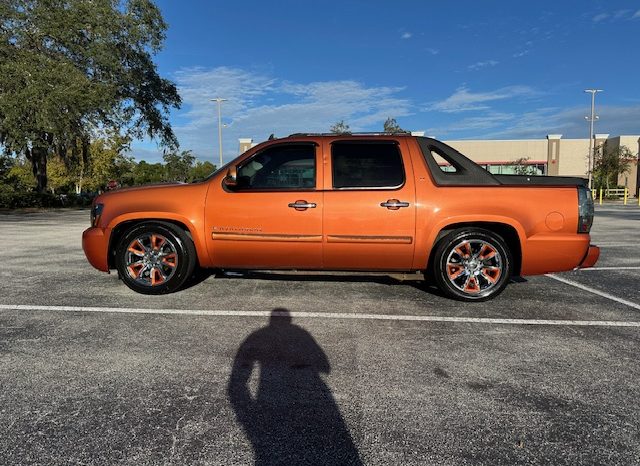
<box><xmin>332</xmin><ymin>142</ymin><xmax>404</xmax><ymax>189</ymax></box>
<box><xmin>236</xmin><ymin>144</ymin><xmax>316</xmax><ymax>190</ymax></box>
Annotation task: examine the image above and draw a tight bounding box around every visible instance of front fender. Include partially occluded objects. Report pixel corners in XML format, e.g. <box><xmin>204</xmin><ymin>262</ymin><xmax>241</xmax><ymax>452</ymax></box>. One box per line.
<box><xmin>106</xmin><ymin>212</ymin><xmax>210</xmax><ymax>268</ymax></box>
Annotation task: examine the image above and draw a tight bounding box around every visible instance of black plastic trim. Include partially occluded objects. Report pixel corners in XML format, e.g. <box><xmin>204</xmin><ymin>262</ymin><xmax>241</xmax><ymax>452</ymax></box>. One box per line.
<box><xmin>417</xmin><ymin>137</ymin><xmax>501</xmax><ymax>186</ymax></box>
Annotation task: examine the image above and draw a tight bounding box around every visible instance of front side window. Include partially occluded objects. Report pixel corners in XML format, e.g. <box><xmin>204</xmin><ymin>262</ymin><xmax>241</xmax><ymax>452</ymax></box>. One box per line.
<box><xmin>235</xmin><ymin>144</ymin><xmax>316</xmax><ymax>190</ymax></box>
<box><xmin>332</xmin><ymin>142</ymin><xmax>404</xmax><ymax>189</ymax></box>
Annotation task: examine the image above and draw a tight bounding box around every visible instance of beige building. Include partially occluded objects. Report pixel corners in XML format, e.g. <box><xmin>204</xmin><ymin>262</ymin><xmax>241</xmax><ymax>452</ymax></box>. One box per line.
<box><xmin>238</xmin><ymin>134</ymin><xmax>640</xmax><ymax>196</ymax></box>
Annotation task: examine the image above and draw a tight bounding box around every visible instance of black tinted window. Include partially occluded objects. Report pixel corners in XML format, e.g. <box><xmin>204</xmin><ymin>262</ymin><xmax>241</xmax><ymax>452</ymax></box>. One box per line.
<box><xmin>236</xmin><ymin>144</ymin><xmax>316</xmax><ymax>190</ymax></box>
<box><xmin>332</xmin><ymin>142</ymin><xmax>404</xmax><ymax>189</ymax></box>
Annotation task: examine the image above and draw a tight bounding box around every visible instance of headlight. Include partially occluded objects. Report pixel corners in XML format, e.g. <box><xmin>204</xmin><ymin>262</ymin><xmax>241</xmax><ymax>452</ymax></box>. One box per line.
<box><xmin>577</xmin><ymin>186</ymin><xmax>594</xmax><ymax>233</ymax></box>
<box><xmin>91</xmin><ymin>203</ymin><xmax>104</xmax><ymax>227</ymax></box>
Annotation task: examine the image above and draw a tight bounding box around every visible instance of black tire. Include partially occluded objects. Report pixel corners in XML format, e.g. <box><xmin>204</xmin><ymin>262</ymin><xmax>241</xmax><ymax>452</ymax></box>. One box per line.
<box><xmin>432</xmin><ymin>228</ymin><xmax>512</xmax><ymax>302</ymax></box>
<box><xmin>115</xmin><ymin>222</ymin><xmax>197</xmax><ymax>295</ymax></box>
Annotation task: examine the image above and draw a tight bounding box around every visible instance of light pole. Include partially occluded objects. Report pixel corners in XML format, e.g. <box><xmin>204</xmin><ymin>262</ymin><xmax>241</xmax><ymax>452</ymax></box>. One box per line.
<box><xmin>584</xmin><ymin>89</ymin><xmax>603</xmax><ymax>189</ymax></box>
<box><xmin>210</xmin><ymin>98</ymin><xmax>227</xmax><ymax>167</ymax></box>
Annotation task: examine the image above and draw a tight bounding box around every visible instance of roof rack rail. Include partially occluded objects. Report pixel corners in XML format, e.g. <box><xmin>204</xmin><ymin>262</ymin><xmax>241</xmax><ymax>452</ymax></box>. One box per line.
<box><xmin>287</xmin><ymin>131</ymin><xmax>412</xmax><ymax>137</ymax></box>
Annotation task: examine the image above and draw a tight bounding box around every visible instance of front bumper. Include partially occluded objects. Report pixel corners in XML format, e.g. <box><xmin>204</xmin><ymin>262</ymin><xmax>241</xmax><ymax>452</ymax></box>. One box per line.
<box><xmin>578</xmin><ymin>245</ymin><xmax>600</xmax><ymax>269</ymax></box>
<box><xmin>82</xmin><ymin>227</ymin><xmax>110</xmax><ymax>272</ymax></box>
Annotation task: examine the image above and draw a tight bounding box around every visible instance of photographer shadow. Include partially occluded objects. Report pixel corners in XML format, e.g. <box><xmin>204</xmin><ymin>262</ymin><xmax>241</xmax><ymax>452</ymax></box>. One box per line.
<box><xmin>228</xmin><ymin>308</ymin><xmax>362</xmax><ymax>466</ymax></box>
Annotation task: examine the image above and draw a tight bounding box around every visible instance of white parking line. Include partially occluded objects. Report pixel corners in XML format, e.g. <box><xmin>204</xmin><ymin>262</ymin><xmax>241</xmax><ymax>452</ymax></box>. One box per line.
<box><xmin>1</xmin><ymin>304</ymin><xmax>639</xmax><ymax>328</ymax></box>
<box><xmin>592</xmin><ymin>242</ymin><xmax>636</xmax><ymax>247</ymax></box>
<box><xmin>578</xmin><ymin>267</ymin><xmax>640</xmax><ymax>271</ymax></box>
<box><xmin>545</xmin><ymin>274</ymin><xmax>640</xmax><ymax>310</ymax></box>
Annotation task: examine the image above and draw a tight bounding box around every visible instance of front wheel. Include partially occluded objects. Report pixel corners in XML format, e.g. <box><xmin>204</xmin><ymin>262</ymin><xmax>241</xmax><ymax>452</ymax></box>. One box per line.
<box><xmin>115</xmin><ymin>222</ymin><xmax>197</xmax><ymax>295</ymax></box>
<box><xmin>432</xmin><ymin>228</ymin><xmax>512</xmax><ymax>302</ymax></box>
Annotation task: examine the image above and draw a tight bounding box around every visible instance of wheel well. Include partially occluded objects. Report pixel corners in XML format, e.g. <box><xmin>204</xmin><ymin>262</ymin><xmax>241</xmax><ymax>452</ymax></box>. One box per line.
<box><xmin>107</xmin><ymin>219</ymin><xmax>195</xmax><ymax>269</ymax></box>
<box><xmin>427</xmin><ymin>222</ymin><xmax>522</xmax><ymax>277</ymax></box>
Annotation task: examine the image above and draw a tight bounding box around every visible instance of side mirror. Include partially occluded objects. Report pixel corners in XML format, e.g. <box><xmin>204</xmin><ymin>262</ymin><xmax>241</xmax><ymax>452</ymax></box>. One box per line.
<box><xmin>223</xmin><ymin>166</ymin><xmax>238</xmax><ymax>188</ymax></box>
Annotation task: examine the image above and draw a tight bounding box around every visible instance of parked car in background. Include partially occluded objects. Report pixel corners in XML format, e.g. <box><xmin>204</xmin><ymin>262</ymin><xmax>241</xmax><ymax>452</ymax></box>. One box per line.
<box><xmin>83</xmin><ymin>133</ymin><xmax>598</xmax><ymax>301</ymax></box>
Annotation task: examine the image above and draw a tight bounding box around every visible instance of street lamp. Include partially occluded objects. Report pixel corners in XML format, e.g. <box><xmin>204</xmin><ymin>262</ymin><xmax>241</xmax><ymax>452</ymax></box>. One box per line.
<box><xmin>210</xmin><ymin>98</ymin><xmax>227</xmax><ymax>167</ymax></box>
<box><xmin>584</xmin><ymin>89</ymin><xmax>603</xmax><ymax>189</ymax></box>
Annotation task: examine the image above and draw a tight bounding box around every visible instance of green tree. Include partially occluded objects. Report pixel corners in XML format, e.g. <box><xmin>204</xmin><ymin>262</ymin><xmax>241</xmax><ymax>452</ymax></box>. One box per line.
<box><xmin>6</xmin><ymin>156</ymin><xmax>36</xmax><ymax>191</ymax></box>
<box><xmin>512</xmin><ymin>157</ymin><xmax>539</xmax><ymax>176</ymax></box>
<box><xmin>84</xmin><ymin>136</ymin><xmax>134</xmax><ymax>191</ymax></box>
<box><xmin>189</xmin><ymin>160</ymin><xmax>216</xmax><ymax>181</ymax></box>
<box><xmin>132</xmin><ymin>160</ymin><xmax>166</xmax><ymax>185</ymax></box>
<box><xmin>0</xmin><ymin>153</ymin><xmax>13</xmax><ymax>180</ymax></box>
<box><xmin>330</xmin><ymin>120</ymin><xmax>351</xmax><ymax>134</ymax></box>
<box><xmin>163</xmin><ymin>150</ymin><xmax>195</xmax><ymax>182</ymax></box>
<box><xmin>383</xmin><ymin>117</ymin><xmax>405</xmax><ymax>133</ymax></box>
<box><xmin>592</xmin><ymin>144</ymin><xmax>635</xmax><ymax>190</ymax></box>
<box><xmin>0</xmin><ymin>0</ymin><xmax>181</xmax><ymax>193</ymax></box>
<box><xmin>47</xmin><ymin>155</ymin><xmax>71</xmax><ymax>194</ymax></box>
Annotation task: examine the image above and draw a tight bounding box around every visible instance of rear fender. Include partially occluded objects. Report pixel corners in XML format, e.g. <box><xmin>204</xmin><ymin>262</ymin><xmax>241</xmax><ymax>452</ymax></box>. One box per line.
<box><xmin>419</xmin><ymin>215</ymin><xmax>526</xmax><ymax>271</ymax></box>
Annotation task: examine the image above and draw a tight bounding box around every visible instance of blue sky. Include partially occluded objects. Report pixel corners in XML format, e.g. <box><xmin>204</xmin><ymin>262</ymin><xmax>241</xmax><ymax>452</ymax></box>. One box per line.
<box><xmin>133</xmin><ymin>0</ymin><xmax>640</xmax><ymax>163</ymax></box>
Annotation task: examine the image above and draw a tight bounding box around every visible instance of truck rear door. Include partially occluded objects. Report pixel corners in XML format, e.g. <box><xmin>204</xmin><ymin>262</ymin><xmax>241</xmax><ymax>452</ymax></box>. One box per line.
<box><xmin>322</xmin><ymin>138</ymin><xmax>416</xmax><ymax>270</ymax></box>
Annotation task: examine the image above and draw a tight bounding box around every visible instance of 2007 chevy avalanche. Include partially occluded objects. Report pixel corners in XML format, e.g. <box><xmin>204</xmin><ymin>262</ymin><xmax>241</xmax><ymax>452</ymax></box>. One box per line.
<box><xmin>82</xmin><ymin>133</ymin><xmax>599</xmax><ymax>301</ymax></box>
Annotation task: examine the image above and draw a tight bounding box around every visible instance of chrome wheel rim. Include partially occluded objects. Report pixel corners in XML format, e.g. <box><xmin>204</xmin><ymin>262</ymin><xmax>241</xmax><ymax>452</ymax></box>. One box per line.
<box><xmin>125</xmin><ymin>233</ymin><xmax>178</xmax><ymax>287</ymax></box>
<box><xmin>445</xmin><ymin>239</ymin><xmax>503</xmax><ymax>296</ymax></box>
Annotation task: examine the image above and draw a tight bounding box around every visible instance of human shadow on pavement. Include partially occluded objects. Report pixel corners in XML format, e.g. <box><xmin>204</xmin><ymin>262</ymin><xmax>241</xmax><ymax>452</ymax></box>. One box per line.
<box><xmin>228</xmin><ymin>308</ymin><xmax>362</xmax><ymax>466</ymax></box>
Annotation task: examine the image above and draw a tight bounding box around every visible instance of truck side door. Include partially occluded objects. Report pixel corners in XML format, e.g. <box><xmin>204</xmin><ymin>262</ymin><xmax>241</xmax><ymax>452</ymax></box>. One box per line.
<box><xmin>205</xmin><ymin>142</ymin><xmax>323</xmax><ymax>269</ymax></box>
<box><xmin>322</xmin><ymin>138</ymin><xmax>416</xmax><ymax>270</ymax></box>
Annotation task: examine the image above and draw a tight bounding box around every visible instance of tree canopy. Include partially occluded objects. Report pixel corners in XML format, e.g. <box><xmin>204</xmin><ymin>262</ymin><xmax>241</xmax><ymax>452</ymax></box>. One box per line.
<box><xmin>0</xmin><ymin>0</ymin><xmax>181</xmax><ymax>192</ymax></box>
<box><xmin>329</xmin><ymin>120</ymin><xmax>351</xmax><ymax>134</ymax></box>
<box><xmin>592</xmin><ymin>144</ymin><xmax>635</xmax><ymax>190</ymax></box>
<box><xmin>383</xmin><ymin>117</ymin><xmax>405</xmax><ymax>133</ymax></box>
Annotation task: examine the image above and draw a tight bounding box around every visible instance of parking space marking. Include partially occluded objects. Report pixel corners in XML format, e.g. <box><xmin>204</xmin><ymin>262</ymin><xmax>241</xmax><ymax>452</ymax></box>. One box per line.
<box><xmin>578</xmin><ymin>267</ymin><xmax>640</xmax><ymax>271</ymax></box>
<box><xmin>546</xmin><ymin>274</ymin><xmax>640</xmax><ymax>310</ymax></box>
<box><xmin>1</xmin><ymin>304</ymin><xmax>640</xmax><ymax>328</ymax></box>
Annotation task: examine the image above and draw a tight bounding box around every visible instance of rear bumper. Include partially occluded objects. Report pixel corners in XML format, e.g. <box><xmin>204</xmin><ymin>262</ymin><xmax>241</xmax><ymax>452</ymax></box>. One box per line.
<box><xmin>578</xmin><ymin>245</ymin><xmax>600</xmax><ymax>269</ymax></box>
<box><xmin>521</xmin><ymin>234</ymin><xmax>598</xmax><ymax>275</ymax></box>
<box><xmin>82</xmin><ymin>227</ymin><xmax>110</xmax><ymax>272</ymax></box>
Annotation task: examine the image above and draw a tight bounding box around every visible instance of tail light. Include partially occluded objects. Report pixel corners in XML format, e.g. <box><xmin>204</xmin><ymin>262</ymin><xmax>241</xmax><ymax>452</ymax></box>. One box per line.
<box><xmin>577</xmin><ymin>186</ymin><xmax>594</xmax><ymax>233</ymax></box>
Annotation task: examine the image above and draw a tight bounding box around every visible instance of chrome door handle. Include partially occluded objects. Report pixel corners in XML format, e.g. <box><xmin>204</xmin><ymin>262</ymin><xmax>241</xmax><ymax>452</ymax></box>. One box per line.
<box><xmin>380</xmin><ymin>199</ymin><xmax>410</xmax><ymax>210</ymax></box>
<box><xmin>288</xmin><ymin>200</ymin><xmax>317</xmax><ymax>210</ymax></box>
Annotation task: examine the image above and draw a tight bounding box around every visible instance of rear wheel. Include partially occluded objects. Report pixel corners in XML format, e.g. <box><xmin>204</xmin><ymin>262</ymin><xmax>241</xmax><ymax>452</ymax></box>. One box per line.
<box><xmin>432</xmin><ymin>228</ymin><xmax>512</xmax><ymax>301</ymax></box>
<box><xmin>115</xmin><ymin>222</ymin><xmax>196</xmax><ymax>294</ymax></box>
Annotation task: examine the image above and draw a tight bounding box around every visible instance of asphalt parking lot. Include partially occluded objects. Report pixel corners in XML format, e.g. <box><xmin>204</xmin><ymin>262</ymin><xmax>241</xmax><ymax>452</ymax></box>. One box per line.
<box><xmin>1</xmin><ymin>205</ymin><xmax>639</xmax><ymax>465</ymax></box>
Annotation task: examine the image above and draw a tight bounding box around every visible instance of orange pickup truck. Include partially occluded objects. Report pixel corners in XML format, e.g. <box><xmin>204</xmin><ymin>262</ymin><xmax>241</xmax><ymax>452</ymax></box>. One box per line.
<box><xmin>82</xmin><ymin>133</ymin><xmax>599</xmax><ymax>301</ymax></box>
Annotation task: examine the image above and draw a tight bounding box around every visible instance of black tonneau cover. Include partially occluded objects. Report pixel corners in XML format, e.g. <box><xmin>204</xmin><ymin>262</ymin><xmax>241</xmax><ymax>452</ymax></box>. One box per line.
<box><xmin>417</xmin><ymin>137</ymin><xmax>586</xmax><ymax>187</ymax></box>
<box><xmin>494</xmin><ymin>174</ymin><xmax>587</xmax><ymax>187</ymax></box>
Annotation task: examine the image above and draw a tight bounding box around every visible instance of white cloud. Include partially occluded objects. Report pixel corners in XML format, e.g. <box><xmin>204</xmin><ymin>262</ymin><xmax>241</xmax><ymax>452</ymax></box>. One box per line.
<box><xmin>467</xmin><ymin>60</ymin><xmax>499</xmax><ymax>71</ymax></box>
<box><xmin>593</xmin><ymin>9</ymin><xmax>640</xmax><ymax>22</ymax></box>
<box><xmin>427</xmin><ymin>113</ymin><xmax>515</xmax><ymax>135</ymax></box>
<box><xmin>163</xmin><ymin>67</ymin><xmax>412</xmax><ymax>163</ymax></box>
<box><xmin>428</xmin><ymin>85</ymin><xmax>537</xmax><ymax>113</ymax></box>
<box><xmin>613</xmin><ymin>9</ymin><xmax>631</xmax><ymax>19</ymax></box>
<box><xmin>401</xmin><ymin>32</ymin><xmax>412</xmax><ymax>39</ymax></box>
<box><xmin>592</xmin><ymin>13</ymin><xmax>609</xmax><ymax>22</ymax></box>
<box><xmin>425</xmin><ymin>105</ymin><xmax>640</xmax><ymax>140</ymax></box>
<box><xmin>426</xmin><ymin>47</ymin><xmax>439</xmax><ymax>55</ymax></box>
<box><xmin>483</xmin><ymin>105</ymin><xmax>640</xmax><ymax>139</ymax></box>
<box><xmin>512</xmin><ymin>50</ymin><xmax>529</xmax><ymax>58</ymax></box>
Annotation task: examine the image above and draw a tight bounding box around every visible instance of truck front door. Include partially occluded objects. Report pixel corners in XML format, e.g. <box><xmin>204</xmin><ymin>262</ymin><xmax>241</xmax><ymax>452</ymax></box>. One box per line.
<box><xmin>205</xmin><ymin>142</ymin><xmax>323</xmax><ymax>269</ymax></box>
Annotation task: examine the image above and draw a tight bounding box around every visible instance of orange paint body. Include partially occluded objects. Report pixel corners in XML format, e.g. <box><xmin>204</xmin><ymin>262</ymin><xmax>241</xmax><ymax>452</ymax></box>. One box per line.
<box><xmin>82</xmin><ymin>135</ymin><xmax>598</xmax><ymax>277</ymax></box>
